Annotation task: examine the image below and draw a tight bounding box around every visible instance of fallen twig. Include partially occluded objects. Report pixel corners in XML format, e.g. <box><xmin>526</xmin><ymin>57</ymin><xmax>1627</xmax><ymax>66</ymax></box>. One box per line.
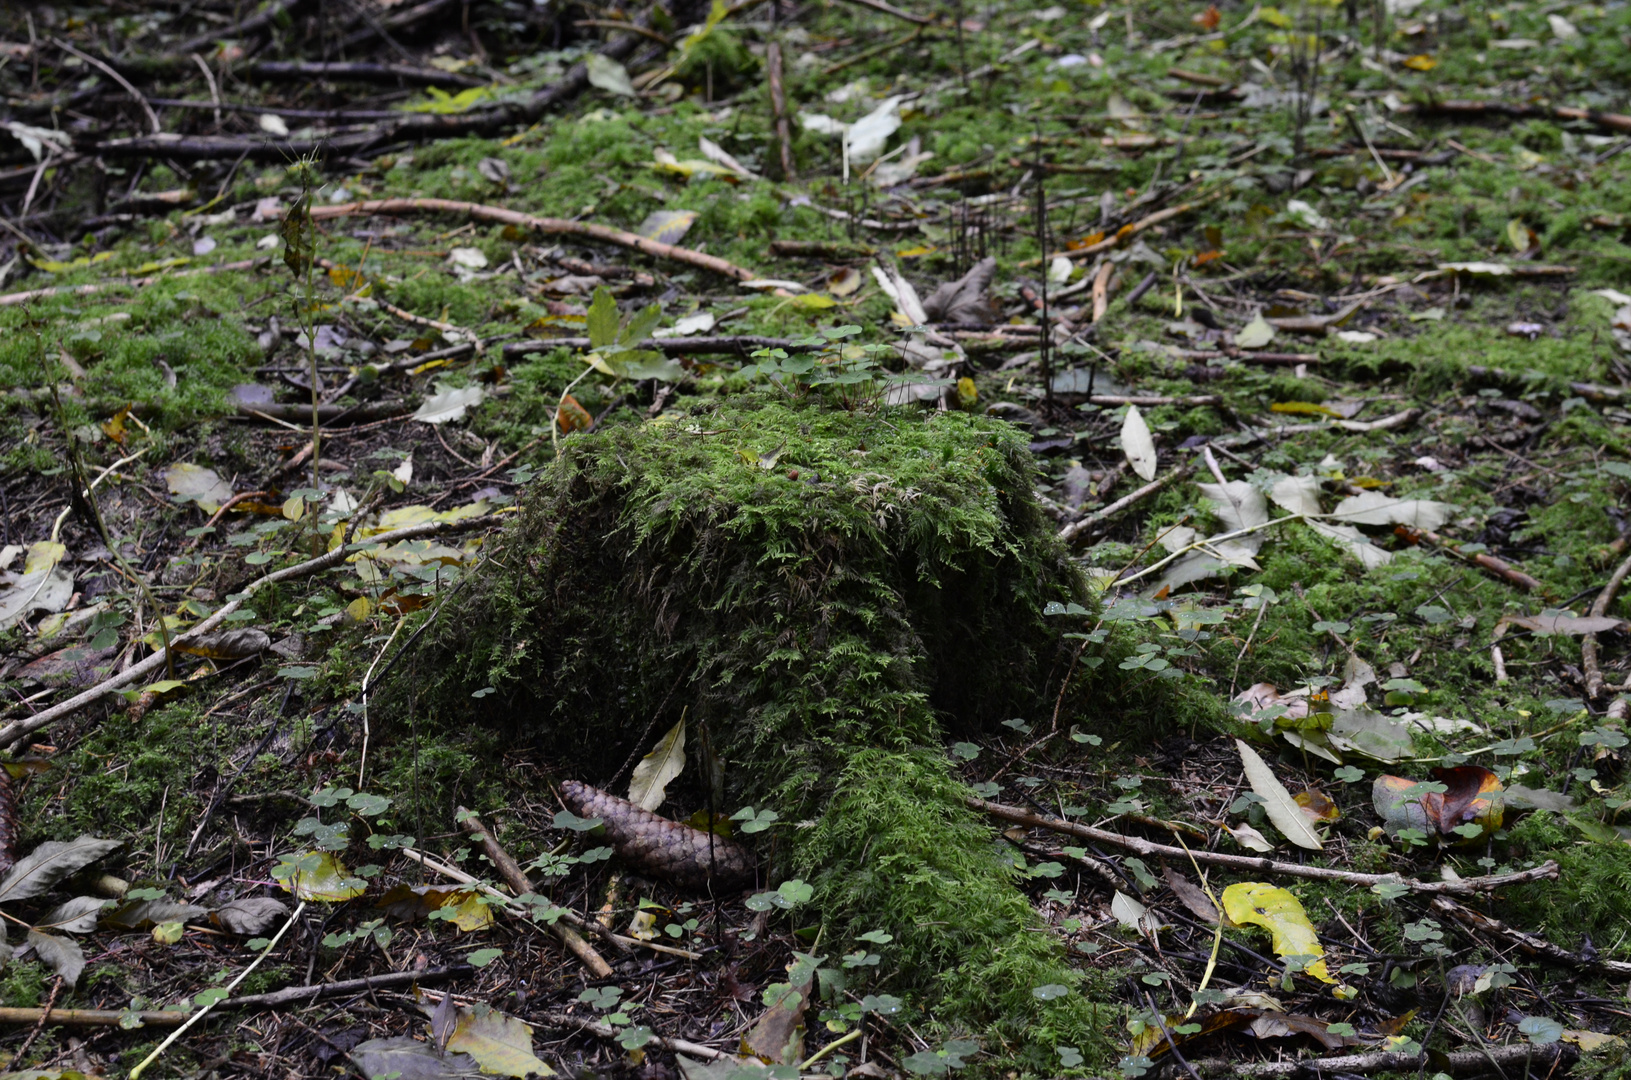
<box><xmin>1059</xmin><ymin>463</ymin><xmax>1194</xmax><ymax>544</ymax></box>
<box><xmin>0</xmin><ymin>515</ymin><xmax>503</xmax><ymax>751</ymax></box>
<box><xmin>457</xmin><ymin>805</ymin><xmax>616</xmax><ymax>977</ymax></box>
<box><xmin>535</xmin><ymin>1010</ymin><xmax>729</xmax><ymax>1061</ymax></box>
<box><xmin>87</xmin><ymin>26</ymin><xmax>646</xmax><ymax>162</ymax></box>
<box><xmin>506</xmin><ymin>335</ymin><xmax>806</xmax><ymax>359</ymax></box>
<box><xmin>1116</xmin><ymin>515</ymin><xmax>1307</xmax><ymax>588</ymax></box>
<box><xmin>1185</xmin><ymin>1042</ymin><xmax>1576</xmax><ymax>1078</ymax></box>
<box><xmin>1402</xmin><ymin>97</ymin><xmax>1631</xmax><ymax>135</ymax></box>
<box><xmin>312</xmin><ymin>199</ymin><xmax>756</xmax><ymax>281</ymax></box>
<box><xmin>238</xmin><ymin>401</ymin><xmax>408</xmax><ymax>424</ymax></box>
<box><xmin>1044</xmin><ymin>190</ymin><xmax>1224</xmax><ymax>265</ymax></box>
<box><xmin>1465</xmin><ymin>364</ymin><xmax>1625</xmax><ymax>401</ymax></box>
<box><xmin>968</xmin><ymin>797</ymin><xmax>1560</xmax><ymax>896</ymax></box>
<box><xmin>1583</xmin><ymin>549</ymin><xmax>1631</xmax><ymax>700</ymax></box>
<box><xmin>1430</xmin><ymin>895</ymin><xmax>1631</xmax><ymax>975</ymax></box>
<box><xmin>1395</xmin><ymin>526</ymin><xmax>1544</xmax><ymax>593</ymax></box>
<box><xmin>1174</xmin><ymin>348</ymin><xmax>1322</xmax><ymax>366</ymax></box>
<box><xmin>235</xmin><ymin>60</ymin><xmax>487</xmax><ymax>88</ymax></box>
<box><xmin>129</xmin><ymin>900</ymin><xmax>306</xmax><ymax>1079</ymax></box>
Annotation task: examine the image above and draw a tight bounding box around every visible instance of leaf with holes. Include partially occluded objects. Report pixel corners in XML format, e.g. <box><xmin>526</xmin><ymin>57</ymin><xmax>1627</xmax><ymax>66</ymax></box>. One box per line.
<box><xmin>1220</xmin><ymin>882</ymin><xmax>1333</xmax><ymax>984</ymax></box>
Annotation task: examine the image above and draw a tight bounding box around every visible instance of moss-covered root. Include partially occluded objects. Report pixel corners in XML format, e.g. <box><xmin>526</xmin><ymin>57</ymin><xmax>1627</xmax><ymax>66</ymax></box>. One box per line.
<box><xmin>803</xmin><ymin>745</ymin><xmax>1108</xmax><ymax>1067</ymax></box>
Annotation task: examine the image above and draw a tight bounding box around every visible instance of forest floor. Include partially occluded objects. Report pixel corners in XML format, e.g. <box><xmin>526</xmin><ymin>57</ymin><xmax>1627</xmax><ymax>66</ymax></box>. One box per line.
<box><xmin>5</xmin><ymin>0</ymin><xmax>1631</xmax><ymax>1077</ymax></box>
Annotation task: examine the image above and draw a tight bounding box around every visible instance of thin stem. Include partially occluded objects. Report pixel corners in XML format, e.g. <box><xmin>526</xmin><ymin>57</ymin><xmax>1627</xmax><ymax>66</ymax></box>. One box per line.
<box><xmin>128</xmin><ymin>900</ymin><xmax>307</xmax><ymax>1080</ymax></box>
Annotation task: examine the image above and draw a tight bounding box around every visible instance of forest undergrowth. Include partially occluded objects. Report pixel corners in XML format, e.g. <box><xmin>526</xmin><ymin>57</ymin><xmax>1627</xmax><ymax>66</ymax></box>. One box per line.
<box><xmin>4</xmin><ymin>0</ymin><xmax>1631</xmax><ymax>1077</ymax></box>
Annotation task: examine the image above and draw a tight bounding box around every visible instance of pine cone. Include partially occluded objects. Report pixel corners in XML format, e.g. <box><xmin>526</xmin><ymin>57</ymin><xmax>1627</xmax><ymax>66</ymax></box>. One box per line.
<box><xmin>559</xmin><ymin>781</ymin><xmax>756</xmax><ymax>893</ymax></box>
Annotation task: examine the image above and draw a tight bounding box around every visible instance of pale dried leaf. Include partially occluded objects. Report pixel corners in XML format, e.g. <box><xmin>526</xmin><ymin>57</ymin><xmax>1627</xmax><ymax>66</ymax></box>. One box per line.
<box><xmin>211</xmin><ymin>897</ymin><xmax>291</xmax><ymax>935</ymax></box>
<box><xmin>627</xmin><ymin>717</ymin><xmax>686</xmax><ymax>812</ymax></box>
<box><xmin>1235</xmin><ymin>740</ymin><xmax>1323</xmax><ymax>850</ymax></box>
<box><xmin>413</xmin><ymin>385</ymin><xmax>484</xmax><ymax>425</ymax></box>
<box><xmin>586</xmin><ymin>54</ymin><xmax>636</xmax><ymax>97</ymax></box>
<box><xmin>1120</xmin><ymin>405</ymin><xmax>1157</xmax><ymax>481</ymax></box>
<box><xmin>349</xmin><ymin>1036</ymin><xmax>484</xmax><ymax>1080</ymax></box>
<box><xmin>164</xmin><ymin>462</ymin><xmax>234</xmax><ymax>514</ymax></box>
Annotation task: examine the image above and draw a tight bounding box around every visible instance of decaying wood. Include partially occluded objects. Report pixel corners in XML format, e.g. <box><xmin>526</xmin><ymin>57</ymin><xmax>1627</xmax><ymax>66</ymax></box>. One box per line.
<box><xmin>1402</xmin><ymin>97</ymin><xmax>1631</xmax><ymax>135</ymax></box>
<box><xmin>1185</xmin><ymin>1042</ymin><xmax>1576</xmax><ymax>1078</ymax></box>
<box><xmin>969</xmin><ymin>797</ymin><xmax>1561</xmax><ymax>896</ymax></box>
<box><xmin>312</xmin><ymin>199</ymin><xmax>757</xmax><ymax>281</ymax></box>
<box><xmin>560</xmin><ymin>781</ymin><xmax>756</xmax><ymax>892</ymax></box>
<box><xmin>768</xmin><ymin>239</ymin><xmax>876</xmax><ymax>259</ymax></box>
<box><xmin>457</xmin><ymin>805</ymin><xmax>615</xmax><ymax>977</ymax></box>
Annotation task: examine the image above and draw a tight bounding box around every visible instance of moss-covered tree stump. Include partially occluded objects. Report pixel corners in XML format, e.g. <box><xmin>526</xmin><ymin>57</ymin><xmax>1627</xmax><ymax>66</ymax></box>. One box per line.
<box><xmin>411</xmin><ymin>397</ymin><xmax>1110</xmax><ymax>1065</ymax></box>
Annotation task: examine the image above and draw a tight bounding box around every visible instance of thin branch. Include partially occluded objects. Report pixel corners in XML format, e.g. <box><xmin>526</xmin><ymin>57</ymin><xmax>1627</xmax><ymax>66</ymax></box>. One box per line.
<box><xmin>1583</xmin><ymin>549</ymin><xmax>1631</xmax><ymax>700</ymax></box>
<box><xmin>53</xmin><ymin>38</ymin><xmax>161</xmax><ymax>134</ymax></box>
<box><xmin>312</xmin><ymin>199</ymin><xmax>757</xmax><ymax>281</ymax></box>
<box><xmin>0</xmin><ymin>515</ymin><xmax>503</xmax><ymax>751</ymax></box>
<box><xmin>1059</xmin><ymin>463</ymin><xmax>1196</xmax><ymax>544</ymax></box>
<box><xmin>967</xmin><ymin>797</ymin><xmax>1560</xmax><ymax>896</ymax></box>
<box><xmin>128</xmin><ymin>900</ymin><xmax>307</xmax><ymax>1080</ymax></box>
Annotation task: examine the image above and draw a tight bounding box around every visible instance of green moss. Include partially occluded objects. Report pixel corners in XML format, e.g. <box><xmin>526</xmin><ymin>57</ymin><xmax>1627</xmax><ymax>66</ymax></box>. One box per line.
<box><xmin>393</xmin><ymin>396</ymin><xmax>1116</xmax><ymax>1065</ymax></box>
<box><xmin>0</xmin><ymin>960</ymin><xmax>47</xmax><ymax>1008</ymax></box>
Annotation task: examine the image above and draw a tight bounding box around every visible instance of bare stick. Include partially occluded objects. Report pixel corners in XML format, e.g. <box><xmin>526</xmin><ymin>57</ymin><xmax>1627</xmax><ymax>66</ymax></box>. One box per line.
<box><xmin>1583</xmin><ymin>549</ymin><xmax>1631</xmax><ymax>700</ymax></box>
<box><xmin>534</xmin><ymin>1009</ymin><xmax>729</xmax><ymax>1061</ymax></box>
<box><xmin>1059</xmin><ymin>463</ymin><xmax>1194</xmax><ymax>544</ymax></box>
<box><xmin>767</xmin><ymin>42</ymin><xmax>797</xmax><ymax>181</ymax></box>
<box><xmin>53</xmin><ymin>39</ymin><xmax>161</xmax><ymax>133</ymax></box>
<box><xmin>312</xmin><ymin>199</ymin><xmax>757</xmax><ymax>281</ymax></box>
<box><xmin>1396</xmin><ymin>526</ymin><xmax>1543</xmax><ymax>593</ymax></box>
<box><xmin>1040</xmin><ymin>191</ymin><xmax>1224</xmax><ymax>265</ymax></box>
<box><xmin>128</xmin><ymin>901</ymin><xmax>306</xmax><ymax>1079</ymax></box>
<box><xmin>967</xmin><ymin>797</ymin><xmax>1560</xmax><ymax>896</ymax></box>
<box><xmin>1430</xmin><ymin>895</ymin><xmax>1631</xmax><ymax>976</ymax></box>
<box><xmin>1185</xmin><ymin>1042</ymin><xmax>1574</xmax><ymax>1078</ymax></box>
<box><xmin>1089</xmin><ymin>260</ymin><xmax>1114</xmax><ymax>323</ymax></box>
<box><xmin>0</xmin><ymin>515</ymin><xmax>501</xmax><ymax>750</ymax></box>
<box><xmin>457</xmin><ymin>806</ymin><xmax>615</xmax><ymax>977</ymax></box>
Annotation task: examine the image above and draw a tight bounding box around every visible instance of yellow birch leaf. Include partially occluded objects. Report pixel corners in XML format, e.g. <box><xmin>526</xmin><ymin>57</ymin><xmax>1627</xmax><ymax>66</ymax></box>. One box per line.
<box><xmin>1221</xmin><ymin>882</ymin><xmax>1334</xmax><ymax>983</ymax></box>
